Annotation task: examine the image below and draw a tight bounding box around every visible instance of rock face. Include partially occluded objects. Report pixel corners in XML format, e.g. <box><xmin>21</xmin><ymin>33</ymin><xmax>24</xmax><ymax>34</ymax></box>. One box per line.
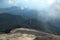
<box><xmin>0</xmin><ymin>28</ymin><xmax>60</xmax><ymax>40</ymax></box>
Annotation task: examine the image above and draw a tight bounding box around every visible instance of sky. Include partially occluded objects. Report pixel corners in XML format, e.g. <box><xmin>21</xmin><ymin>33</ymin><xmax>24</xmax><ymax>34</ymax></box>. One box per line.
<box><xmin>0</xmin><ymin>0</ymin><xmax>60</xmax><ymax>21</ymax></box>
<box><xmin>0</xmin><ymin>0</ymin><xmax>55</xmax><ymax>10</ymax></box>
<box><xmin>0</xmin><ymin>0</ymin><xmax>59</xmax><ymax>11</ymax></box>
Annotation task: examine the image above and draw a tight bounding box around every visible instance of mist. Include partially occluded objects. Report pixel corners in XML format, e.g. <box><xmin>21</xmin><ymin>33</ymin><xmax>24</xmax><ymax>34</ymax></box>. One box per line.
<box><xmin>0</xmin><ymin>0</ymin><xmax>60</xmax><ymax>22</ymax></box>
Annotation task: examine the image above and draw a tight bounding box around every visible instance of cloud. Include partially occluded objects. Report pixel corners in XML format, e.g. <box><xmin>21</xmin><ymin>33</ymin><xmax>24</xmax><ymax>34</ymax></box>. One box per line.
<box><xmin>0</xmin><ymin>0</ymin><xmax>60</xmax><ymax>22</ymax></box>
<box><xmin>0</xmin><ymin>0</ymin><xmax>16</xmax><ymax>8</ymax></box>
<box><xmin>14</xmin><ymin>0</ymin><xmax>55</xmax><ymax>10</ymax></box>
<box><xmin>0</xmin><ymin>0</ymin><xmax>56</xmax><ymax>9</ymax></box>
<box><xmin>37</xmin><ymin>0</ymin><xmax>60</xmax><ymax>21</ymax></box>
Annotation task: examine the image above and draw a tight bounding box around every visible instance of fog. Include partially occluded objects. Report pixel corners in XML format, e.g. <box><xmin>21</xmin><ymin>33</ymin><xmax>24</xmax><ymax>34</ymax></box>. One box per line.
<box><xmin>0</xmin><ymin>0</ymin><xmax>60</xmax><ymax>21</ymax></box>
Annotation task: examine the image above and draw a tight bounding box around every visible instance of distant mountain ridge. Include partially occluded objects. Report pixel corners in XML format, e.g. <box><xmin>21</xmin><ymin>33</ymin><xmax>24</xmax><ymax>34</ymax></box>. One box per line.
<box><xmin>0</xmin><ymin>6</ymin><xmax>60</xmax><ymax>35</ymax></box>
<box><xmin>0</xmin><ymin>6</ymin><xmax>38</xmax><ymax>19</ymax></box>
<box><xmin>0</xmin><ymin>13</ymin><xmax>60</xmax><ymax>35</ymax></box>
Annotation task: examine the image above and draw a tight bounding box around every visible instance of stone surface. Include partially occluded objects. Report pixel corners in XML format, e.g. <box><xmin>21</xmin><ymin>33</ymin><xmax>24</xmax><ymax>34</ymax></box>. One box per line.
<box><xmin>0</xmin><ymin>28</ymin><xmax>60</xmax><ymax>40</ymax></box>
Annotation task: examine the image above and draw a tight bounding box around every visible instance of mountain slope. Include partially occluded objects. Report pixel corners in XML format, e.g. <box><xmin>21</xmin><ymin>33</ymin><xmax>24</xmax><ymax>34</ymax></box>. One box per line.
<box><xmin>0</xmin><ymin>7</ymin><xmax>60</xmax><ymax>35</ymax></box>
<box><xmin>22</xmin><ymin>19</ymin><xmax>60</xmax><ymax>35</ymax></box>
<box><xmin>0</xmin><ymin>13</ymin><xmax>25</xmax><ymax>33</ymax></box>
<box><xmin>0</xmin><ymin>13</ymin><xmax>60</xmax><ymax>35</ymax></box>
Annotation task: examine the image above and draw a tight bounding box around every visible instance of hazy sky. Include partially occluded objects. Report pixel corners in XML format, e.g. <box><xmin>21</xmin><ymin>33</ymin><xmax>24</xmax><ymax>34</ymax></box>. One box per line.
<box><xmin>0</xmin><ymin>0</ymin><xmax>59</xmax><ymax>11</ymax></box>
<box><xmin>0</xmin><ymin>0</ymin><xmax>55</xmax><ymax>10</ymax></box>
<box><xmin>0</xmin><ymin>0</ymin><xmax>60</xmax><ymax>20</ymax></box>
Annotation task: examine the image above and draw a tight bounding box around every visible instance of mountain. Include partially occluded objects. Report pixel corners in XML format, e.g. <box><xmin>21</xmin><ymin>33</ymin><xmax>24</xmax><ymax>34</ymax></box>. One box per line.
<box><xmin>0</xmin><ymin>13</ymin><xmax>60</xmax><ymax>35</ymax></box>
<box><xmin>0</xmin><ymin>6</ymin><xmax>38</xmax><ymax>19</ymax></box>
<box><xmin>0</xmin><ymin>13</ymin><xmax>25</xmax><ymax>33</ymax></box>
<box><xmin>0</xmin><ymin>7</ymin><xmax>60</xmax><ymax>35</ymax></box>
<box><xmin>22</xmin><ymin>19</ymin><xmax>60</xmax><ymax>35</ymax></box>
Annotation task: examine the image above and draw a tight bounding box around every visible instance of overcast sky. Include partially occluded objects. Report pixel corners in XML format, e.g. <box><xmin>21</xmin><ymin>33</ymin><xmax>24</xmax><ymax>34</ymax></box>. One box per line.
<box><xmin>0</xmin><ymin>0</ymin><xmax>59</xmax><ymax>9</ymax></box>
<box><xmin>0</xmin><ymin>0</ymin><xmax>60</xmax><ymax>21</ymax></box>
<box><xmin>0</xmin><ymin>0</ymin><xmax>56</xmax><ymax>9</ymax></box>
<box><xmin>0</xmin><ymin>0</ymin><xmax>60</xmax><ymax>13</ymax></box>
